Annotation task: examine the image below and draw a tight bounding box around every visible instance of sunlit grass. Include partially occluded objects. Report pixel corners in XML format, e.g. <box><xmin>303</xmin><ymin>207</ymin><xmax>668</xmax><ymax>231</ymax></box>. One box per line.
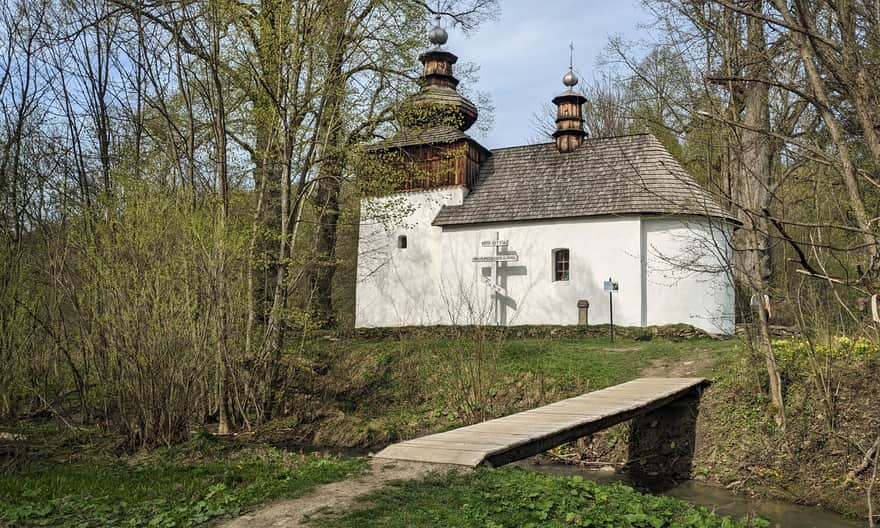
<box><xmin>0</xmin><ymin>429</ymin><xmax>366</xmax><ymax>527</ymax></box>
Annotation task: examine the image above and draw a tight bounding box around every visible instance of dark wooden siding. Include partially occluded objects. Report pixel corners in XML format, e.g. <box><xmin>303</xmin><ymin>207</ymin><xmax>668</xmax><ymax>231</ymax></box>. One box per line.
<box><xmin>382</xmin><ymin>140</ymin><xmax>487</xmax><ymax>192</ymax></box>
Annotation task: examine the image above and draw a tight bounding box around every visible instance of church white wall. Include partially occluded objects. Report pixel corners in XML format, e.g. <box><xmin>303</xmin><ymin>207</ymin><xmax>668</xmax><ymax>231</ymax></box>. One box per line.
<box><xmin>355</xmin><ymin>187</ymin><xmax>468</xmax><ymax>327</ymax></box>
<box><xmin>642</xmin><ymin>217</ymin><xmax>735</xmax><ymax>335</ymax></box>
<box><xmin>436</xmin><ymin>218</ymin><xmax>644</xmax><ymax>327</ymax></box>
<box><xmin>355</xmin><ymin>190</ymin><xmax>735</xmax><ymax>335</ymax></box>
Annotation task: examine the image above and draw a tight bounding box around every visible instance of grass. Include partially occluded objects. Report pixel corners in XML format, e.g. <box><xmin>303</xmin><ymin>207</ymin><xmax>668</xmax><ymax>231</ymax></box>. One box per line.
<box><xmin>315</xmin><ymin>334</ymin><xmax>735</xmax><ymax>388</ymax></box>
<box><xmin>689</xmin><ymin>336</ymin><xmax>880</xmax><ymax>519</ymax></box>
<box><xmin>289</xmin><ymin>335</ymin><xmax>738</xmax><ymax>447</ymax></box>
<box><xmin>0</xmin><ymin>427</ymin><xmax>366</xmax><ymax>527</ymax></box>
<box><xmin>496</xmin><ymin>337</ymin><xmax>735</xmax><ymax>388</ymax></box>
<box><xmin>317</xmin><ymin>466</ymin><xmax>768</xmax><ymax>528</ymax></box>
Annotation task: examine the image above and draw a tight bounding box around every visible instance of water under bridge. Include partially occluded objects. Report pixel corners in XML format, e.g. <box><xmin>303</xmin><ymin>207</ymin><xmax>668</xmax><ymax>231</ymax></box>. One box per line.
<box><xmin>374</xmin><ymin>377</ymin><xmax>709</xmax><ymax>481</ymax></box>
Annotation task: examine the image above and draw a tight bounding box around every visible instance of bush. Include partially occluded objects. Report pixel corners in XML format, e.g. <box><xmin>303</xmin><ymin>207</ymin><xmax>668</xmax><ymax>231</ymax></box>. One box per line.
<box><xmin>773</xmin><ymin>336</ymin><xmax>879</xmax><ymax>372</ymax></box>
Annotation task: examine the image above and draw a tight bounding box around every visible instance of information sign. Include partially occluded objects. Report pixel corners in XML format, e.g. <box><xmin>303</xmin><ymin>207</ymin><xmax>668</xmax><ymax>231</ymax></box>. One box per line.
<box><xmin>481</xmin><ymin>240</ymin><xmax>509</xmax><ymax>247</ymax></box>
<box><xmin>472</xmin><ymin>254</ymin><xmax>518</xmax><ymax>263</ymax></box>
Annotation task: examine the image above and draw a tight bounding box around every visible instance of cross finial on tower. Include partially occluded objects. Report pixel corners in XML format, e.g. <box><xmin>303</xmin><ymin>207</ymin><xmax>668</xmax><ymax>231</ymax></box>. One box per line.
<box><xmin>562</xmin><ymin>42</ymin><xmax>579</xmax><ymax>89</ymax></box>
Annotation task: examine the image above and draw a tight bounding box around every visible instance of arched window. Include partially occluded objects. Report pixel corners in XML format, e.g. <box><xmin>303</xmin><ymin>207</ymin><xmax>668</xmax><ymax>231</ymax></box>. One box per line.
<box><xmin>397</xmin><ymin>235</ymin><xmax>408</xmax><ymax>249</ymax></box>
<box><xmin>553</xmin><ymin>249</ymin><xmax>570</xmax><ymax>281</ymax></box>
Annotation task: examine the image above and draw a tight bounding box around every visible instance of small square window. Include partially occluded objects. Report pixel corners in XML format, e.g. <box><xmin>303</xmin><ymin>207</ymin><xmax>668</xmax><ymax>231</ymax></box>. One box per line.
<box><xmin>398</xmin><ymin>235</ymin><xmax>408</xmax><ymax>249</ymax></box>
<box><xmin>554</xmin><ymin>249</ymin><xmax>569</xmax><ymax>281</ymax></box>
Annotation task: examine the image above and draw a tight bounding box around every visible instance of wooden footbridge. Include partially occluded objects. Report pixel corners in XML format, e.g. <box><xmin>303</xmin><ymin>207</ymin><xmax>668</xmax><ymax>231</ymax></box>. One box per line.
<box><xmin>374</xmin><ymin>378</ymin><xmax>709</xmax><ymax>470</ymax></box>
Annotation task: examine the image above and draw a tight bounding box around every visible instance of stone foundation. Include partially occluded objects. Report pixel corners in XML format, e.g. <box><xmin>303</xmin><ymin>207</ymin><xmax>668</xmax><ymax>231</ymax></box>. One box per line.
<box><xmin>624</xmin><ymin>389</ymin><xmax>702</xmax><ymax>491</ymax></box>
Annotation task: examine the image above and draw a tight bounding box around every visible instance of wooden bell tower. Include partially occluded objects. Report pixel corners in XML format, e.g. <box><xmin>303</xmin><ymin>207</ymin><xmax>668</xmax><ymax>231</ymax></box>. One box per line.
<box><xmin>402</xmin><ymin>15</ymin><xmax>479</xmax><ymax>132</ymax></box>
<box><xmin>552</xmin><ymin>48</ymin><xmax>587</xmax><ymax>153</ymax></box>
<box><xmin>369</xmin><ymin>15</ymin><xmax>487</xmax><ymax>193</ymax></box>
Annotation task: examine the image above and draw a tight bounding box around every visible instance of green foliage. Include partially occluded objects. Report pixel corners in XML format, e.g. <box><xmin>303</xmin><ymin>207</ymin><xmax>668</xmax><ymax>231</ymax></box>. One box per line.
<box><xmin>320</xmin><ymin>467</ymin><xmax>768</xmax><ymax>528</ymax></box>
<box><xmin>60</xmin><ymin>177</ymin><xmax>251</xmax><ymax>447</ymax></box>
<box><xmin>397</xmin><ymin>101</ymin><xmax>466</xmax><ymax>130</ymax></box>
<box><xmin>0</xmin><ymin>432</ymin><xmax>366</xmax><ymax>527</ymax></box>
<box><xmin>772</xmin><ymin>336</ymin><xmax>879</xmax><ymax>372</ymax></box>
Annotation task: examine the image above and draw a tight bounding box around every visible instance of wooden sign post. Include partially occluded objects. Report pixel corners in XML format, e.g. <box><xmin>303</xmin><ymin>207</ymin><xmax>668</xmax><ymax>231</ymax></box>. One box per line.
<box><xmin>473</xmin><ymin>233</ymin><xmax>517</xmax><ymax>325</ymax></box>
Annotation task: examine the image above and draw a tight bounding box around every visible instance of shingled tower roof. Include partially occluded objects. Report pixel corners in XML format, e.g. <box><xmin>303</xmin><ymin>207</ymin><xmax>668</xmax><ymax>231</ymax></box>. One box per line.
<box><xmin>399</xmin><ymin>16</ymin><xmax>478</xmax><ymax>132</ymax></box>
<box><xmin>432</xmin><ymin>133</ymin><xmax>733</xmax><ymax>226</ymax></box>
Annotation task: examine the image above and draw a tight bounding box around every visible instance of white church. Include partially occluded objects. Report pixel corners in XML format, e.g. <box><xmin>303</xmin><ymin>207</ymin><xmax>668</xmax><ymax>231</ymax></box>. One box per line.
<box><xmin>355</xmin><ymin>21</ymin><xmax>736</xmax><ymax>335</ymax></box>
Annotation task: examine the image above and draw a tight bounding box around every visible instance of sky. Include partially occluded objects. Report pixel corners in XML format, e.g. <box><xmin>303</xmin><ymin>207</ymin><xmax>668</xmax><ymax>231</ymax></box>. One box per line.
<box><xmin>444</xmin><ymin>1</ymin><xmax>652</xmax><ymax>149</ymax></box>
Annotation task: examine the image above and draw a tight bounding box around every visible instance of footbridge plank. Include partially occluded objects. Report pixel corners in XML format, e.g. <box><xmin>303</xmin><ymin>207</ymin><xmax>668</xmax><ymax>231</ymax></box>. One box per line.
<box><xmin>373</xmin><ymin>377</ymin><xmax>708</xmax><ymax>468</ymax></box>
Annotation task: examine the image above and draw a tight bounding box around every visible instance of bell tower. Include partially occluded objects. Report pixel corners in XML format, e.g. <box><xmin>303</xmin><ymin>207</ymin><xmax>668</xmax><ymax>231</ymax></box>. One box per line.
<box><xmin>368</xmin><ymin>15</ymin><xmax>489</xmax><ymax>192</ymax></box>
<box><xmin>401</xmin><ymin>15</ymin><xmax>479</xmax><ymax>131</ymax></box>
<box><xmin>552</xmin><ymin>45</ymin><xmax>587</xmax><ymax>153</ymax></box>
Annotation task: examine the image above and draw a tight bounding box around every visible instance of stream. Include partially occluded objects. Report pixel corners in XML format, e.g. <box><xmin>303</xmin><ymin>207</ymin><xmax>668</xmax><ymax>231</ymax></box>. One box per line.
<box><xmin>514</xmin><ymin>459</ymin><xmax>863</xmax><ymax>528</ymax></box>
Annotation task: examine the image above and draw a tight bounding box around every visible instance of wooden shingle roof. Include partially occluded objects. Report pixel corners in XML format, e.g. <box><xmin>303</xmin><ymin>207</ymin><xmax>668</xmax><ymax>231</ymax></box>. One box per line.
<box><xmin>367</xmin><ymin>126</ymin><xmax>470</xmax><ymax>150</ymax></box>
<box><xmin>432</xmin><ymin>133</ymin><xmax>733</xmax><ymax>226</ymax></box>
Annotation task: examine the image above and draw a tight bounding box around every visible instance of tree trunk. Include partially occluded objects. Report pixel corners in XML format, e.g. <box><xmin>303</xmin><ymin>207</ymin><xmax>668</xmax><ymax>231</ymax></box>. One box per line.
<box><xmin>732</xmin><ymin>0</ymin><xmax>785</xmax><ymax>427</ymax></box>
<box><xmin>308</xmin><ymin>1</ymin><xmax>350</xmax><ymax>328</ymax></box>
<box><xmin>310</xmin><ymin>177</ymin><xmax>341</xmax><ymax>327</ymax></box>
<box><xmin>734</xmin><ymin>0</ymin><xmax>773</xmax><ymax>288</ymax></box>
<box><xmin>244</xmin><ymin>0</ymin><xmax>290</xmax><ymax>364</ymax></box>
<box><xmin>208</xmin><ymin>1</ymin><xmax>231</xmax><ymax>435</ymax></box>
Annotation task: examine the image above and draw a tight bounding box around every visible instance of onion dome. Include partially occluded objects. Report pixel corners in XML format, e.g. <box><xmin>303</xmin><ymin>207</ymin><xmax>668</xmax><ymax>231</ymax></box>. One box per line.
<box><xmin>562</xmin><ymin>68</ymin><xmax>579</xmax><ymax>88</ymax></box>
<box><xmin>428</xmin><ymin>16</ymin><xmax>448</xmax><ymax>47</ymax></box>
<box><xmin>400</xmin><ymin>16</ymin><xmax>478</xmax><ymax>132</ymax></box>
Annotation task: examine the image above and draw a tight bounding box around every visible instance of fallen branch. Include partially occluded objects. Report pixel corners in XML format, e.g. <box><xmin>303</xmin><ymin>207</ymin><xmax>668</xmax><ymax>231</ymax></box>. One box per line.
<box><xmin>794</xmin><ymin>268</ymin><xmax>854</xmax><ymax>286</ymax></box>
<box><xmin>869</xmin><ymin>444</ymin><xmax>878</xmax><ymax>527</ymax></box>
<box><xmin>848</xmin><ymin>434</ymin><xmax>880</xmax><ymax>482</ymax></box>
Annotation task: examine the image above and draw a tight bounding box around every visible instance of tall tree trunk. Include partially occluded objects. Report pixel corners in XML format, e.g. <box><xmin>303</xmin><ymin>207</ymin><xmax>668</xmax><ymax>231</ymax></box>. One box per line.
<box><xmin>310</xmin><ymin>176</ymin><xmax>341</xmax><ymax>327</ymax></box>
<box><xmin>308</xmin><ymin>0</ymin><xmax>350</xmax><ymax>328</ymax></box>
<box><xmin>735</xmin><ymin>0</ymin><xmax>785</xmax><ymax>426</ymax></box>
<box><xmin>248</xmin><ymin>0</ymin><xmax>291</xmax><ymax>343</ymax></box>
<box><xmin>207</xmin><ymin>0</ymin><xmax>231</xmax><ymax>434</ymax></box>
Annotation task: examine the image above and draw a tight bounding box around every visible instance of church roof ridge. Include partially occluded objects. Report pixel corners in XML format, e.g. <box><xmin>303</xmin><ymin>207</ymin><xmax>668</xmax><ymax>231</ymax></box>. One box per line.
<box><xmin>488</xmin><ymin>132</ymin><xmax>658</xmax><ymax>154</ymax></box>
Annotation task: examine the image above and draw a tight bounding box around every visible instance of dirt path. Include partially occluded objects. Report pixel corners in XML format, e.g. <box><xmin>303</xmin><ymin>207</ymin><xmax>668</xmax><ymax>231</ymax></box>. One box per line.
<box><xmin>639</xmin><ymin>353</ymin><xmax>718</xmax><ymax>378</ymax></box>
<box><xmin>221</xmin><ymin>458</ymin><xmax>462</xmax><ymax>527</ymax></box>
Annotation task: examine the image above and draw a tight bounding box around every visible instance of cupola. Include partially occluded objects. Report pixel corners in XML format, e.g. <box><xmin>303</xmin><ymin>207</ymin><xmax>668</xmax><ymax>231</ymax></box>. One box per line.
<box><xmin>364</xmin><ymin>16</ymin><xmax>490</xmax><ymax>194</ymax></box>
<box><xmin>401</xmin><ymin>16</ymin><xmax>479</xmax><ymax>131</ymax></box>
<box><xmin>552</xmin><ymin>57</ymin><xmax>587</xmax><ymax>153</ymax></box>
